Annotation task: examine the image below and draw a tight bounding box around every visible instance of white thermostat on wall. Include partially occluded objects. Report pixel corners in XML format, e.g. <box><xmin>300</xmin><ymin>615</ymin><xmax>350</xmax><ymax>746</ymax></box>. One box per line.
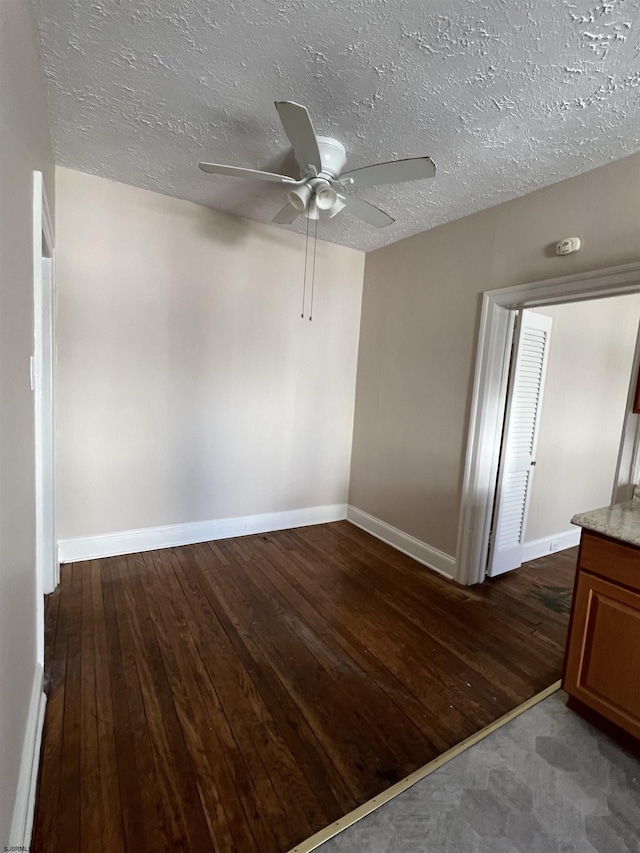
<box><xmin>556</xmin><ymin>237</ymin><xmax>581</xmax><ymax>256</ymax></box>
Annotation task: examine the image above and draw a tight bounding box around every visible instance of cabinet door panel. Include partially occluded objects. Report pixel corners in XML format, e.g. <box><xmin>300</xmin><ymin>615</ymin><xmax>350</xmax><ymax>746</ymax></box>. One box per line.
<box><xmin>563</xmin><ymin>571</ymin><xmax>640</xmax><ymax>739</ymax></box>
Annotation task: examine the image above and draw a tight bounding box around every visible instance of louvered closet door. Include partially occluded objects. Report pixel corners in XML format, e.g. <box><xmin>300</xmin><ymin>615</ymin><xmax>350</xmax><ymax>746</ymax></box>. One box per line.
<box><xmin>488</xmin><ymin>310</ymin><xmax>553</xmax><ymax>577</ymax></box>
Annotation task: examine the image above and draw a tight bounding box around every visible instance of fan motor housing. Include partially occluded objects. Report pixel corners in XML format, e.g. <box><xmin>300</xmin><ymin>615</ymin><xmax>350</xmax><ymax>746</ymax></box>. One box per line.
<box><xmin>315</xmin><ymin>136</ymin><xmax>347</xmax><ymax>180</ymax></box>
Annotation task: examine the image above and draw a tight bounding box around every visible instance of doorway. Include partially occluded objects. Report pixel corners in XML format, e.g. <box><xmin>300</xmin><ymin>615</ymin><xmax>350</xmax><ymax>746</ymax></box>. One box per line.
<box><xmin>33</xmin><ymin>171</ymin><xmax>56</xmax><ymax>666</ymax></box>
<box><xmin>488</xmin><ymin>296</ymin><xmax>640</xmax><ymax>578</ymax></box>
<box><xmin>457</xmin><ymin>261</ymin><xmax>640</xmax><ymax>586</ymax></box>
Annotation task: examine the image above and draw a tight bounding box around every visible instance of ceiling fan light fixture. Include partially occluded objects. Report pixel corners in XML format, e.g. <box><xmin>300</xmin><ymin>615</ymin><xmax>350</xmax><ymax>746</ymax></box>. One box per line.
<box><xmin>289</xmin><ymin>183</ymin><xmax>312</xmax><ymax>211</ymax></box>
<box><xmin>327</xmin><ymin>195</ymin><xmax>346</xmax><ymax>218</ymax></box>
<box><xmin>315</xmin><ymin>185</ymin><xmax>338</xmax><ymax>211</ymax></box>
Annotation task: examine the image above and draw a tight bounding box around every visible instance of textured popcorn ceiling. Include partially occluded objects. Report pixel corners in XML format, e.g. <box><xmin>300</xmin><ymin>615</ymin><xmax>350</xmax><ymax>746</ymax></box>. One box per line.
<box><xmin>33</xmin><ymin>0</ymin><xmax>640</xmax><ymax>252</ymax></box>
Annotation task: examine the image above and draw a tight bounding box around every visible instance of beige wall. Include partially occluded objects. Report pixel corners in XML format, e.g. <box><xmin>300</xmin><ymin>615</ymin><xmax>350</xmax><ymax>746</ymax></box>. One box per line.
<box><xmin>526</xmin><ymin>297</ymin><xmax>640</xmax><ymax>543</ymax></box>
<box><xmin>0</xmin><ymin>0</ymin><xmax>55</xmax><ymax>842</ymax></box>
<box><xmin>56</xmin><ymin>168</ymin><xmax>364</xmax><ymax>539</ymax></box>
<box><xmin>349</xmin><ymin>150</ymin><xmax>640</xmax><ymax>558</ymax></box>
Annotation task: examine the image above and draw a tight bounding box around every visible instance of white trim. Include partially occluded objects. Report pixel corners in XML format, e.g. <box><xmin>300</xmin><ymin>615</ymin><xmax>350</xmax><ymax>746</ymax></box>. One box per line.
<box><xmin>456</xmin><ymin>299</ymin><xmax>515</xmax><ymax>586</ymax></box>
<box><xmin>346</xmin><ymin>506</ymin><xmax>455</xmax><ymax>579</ymax></box>
<box><xmin>58</xmin><ymin>504</ymin><xmax>348</xmax><ymax>563</ymax></box>
<box><xmin>9</xmin><ymin>664</ymin><xmax>46</xmax><ymax>849</ymax></box>
<box><xmin>521</xmin><ymin>528</ymin><xmax>582</xmax><ymax>563</ymax></box>
<box><xmin>457</xmin><ymin>261</ymin><xmax>640</xmax><ymax>586</ymax></box>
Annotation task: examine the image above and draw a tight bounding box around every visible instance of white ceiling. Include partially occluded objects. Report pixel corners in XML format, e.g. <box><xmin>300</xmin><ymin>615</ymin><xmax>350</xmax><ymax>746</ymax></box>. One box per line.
<box><xmin>33</xmin><ymin>0</ymin><xmax>640</xmax><ymax>252</ymax></box>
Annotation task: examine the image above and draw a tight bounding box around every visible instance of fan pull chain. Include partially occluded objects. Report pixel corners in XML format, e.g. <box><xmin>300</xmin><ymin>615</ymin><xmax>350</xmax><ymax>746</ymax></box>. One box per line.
<box><xmin>301</xmin><ymin>213</ymin><xmax>310</xmax><ymax>318</ymax></box>
<box><xmin>309</xmin><ymin>215</ymin><xmax>318</xmax><ymax>322</ymax></box>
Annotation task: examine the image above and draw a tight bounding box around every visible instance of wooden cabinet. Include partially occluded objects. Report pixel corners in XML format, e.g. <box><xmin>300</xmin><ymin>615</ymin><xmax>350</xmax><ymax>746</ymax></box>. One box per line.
<box><xmin>563</xmin><ymin>531</ymin><xmax>640</xmax><ymax>740</ymax></box>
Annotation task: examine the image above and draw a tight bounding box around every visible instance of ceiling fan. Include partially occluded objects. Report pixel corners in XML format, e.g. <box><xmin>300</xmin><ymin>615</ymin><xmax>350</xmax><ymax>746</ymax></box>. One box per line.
<box><xmin>199</xmin><ymin>100</ymin><xmax>436</xmax><ymax>228</ymax></box>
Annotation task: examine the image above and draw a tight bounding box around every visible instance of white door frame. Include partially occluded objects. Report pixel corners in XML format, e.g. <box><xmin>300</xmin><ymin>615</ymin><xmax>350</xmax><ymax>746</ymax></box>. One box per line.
<box><xmin>33</xmin><ymin>171</ymin><xmax>56</xmax><ymax>664</ymax></box>
<box><xmin>457</xmin><ymin>261</ymin><xmax>640</xmax><ymax>586</ymax></box>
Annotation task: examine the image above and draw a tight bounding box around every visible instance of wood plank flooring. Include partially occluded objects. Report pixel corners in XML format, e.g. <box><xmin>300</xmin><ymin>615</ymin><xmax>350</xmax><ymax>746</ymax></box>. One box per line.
<box><xmin>32</xmin><ymin>522</ymin><xmax>577</xmax><ymax>853</ymax></box>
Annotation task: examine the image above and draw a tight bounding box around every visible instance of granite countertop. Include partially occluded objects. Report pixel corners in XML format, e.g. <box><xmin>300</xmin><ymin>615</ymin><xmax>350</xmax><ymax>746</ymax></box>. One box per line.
<box><xmin>571</xmin><ymin>485</ymin><xmax>640</xmax><ymax>548</ymax></box>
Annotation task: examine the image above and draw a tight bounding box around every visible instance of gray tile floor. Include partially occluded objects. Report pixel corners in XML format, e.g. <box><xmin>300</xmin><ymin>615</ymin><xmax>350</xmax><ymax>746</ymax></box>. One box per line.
<box><xmin>317</xmin><ymin>692</ymin><xmax>640</xmax><ymax>853</ymax></box>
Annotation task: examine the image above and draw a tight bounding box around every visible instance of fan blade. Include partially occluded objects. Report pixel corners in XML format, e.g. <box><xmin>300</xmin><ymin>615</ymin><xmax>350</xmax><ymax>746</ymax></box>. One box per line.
<box><xmin>274</xmin><ymin>101</ymin><xmax>322</xmax><ymax>176</ymax></box>
<box><xmin>343</xmin><ymin>196</ymin><xmax>395</xmax><ymax>228</ymax></box>
<box><xmin>272</xmin><ymin>202</ymin><xmax>301</xmax><ymax>225</ymax></box>
<box><xmin>199</xmin><ymin>162</ymin><xmax>299</xmax><ymax>183</ymax></box>
<box><xmin>340</xmin><ymin>156</ymin><xmax>435</xmax><ymax>188</ymax></box>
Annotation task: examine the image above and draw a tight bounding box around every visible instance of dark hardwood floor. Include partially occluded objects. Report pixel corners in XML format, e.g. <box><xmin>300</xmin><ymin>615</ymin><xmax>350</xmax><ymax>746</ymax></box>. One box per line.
<box><xmin>32</xmin><ymin>522</ymin><xmax>577</xmax><ymax>853</ymax></box>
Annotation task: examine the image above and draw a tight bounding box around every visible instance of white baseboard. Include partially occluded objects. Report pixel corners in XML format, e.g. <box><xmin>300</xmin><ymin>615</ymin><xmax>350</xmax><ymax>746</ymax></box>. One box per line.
<box><xmin>9</xmin><ymin>663</ymin><xmax>46</xmax><ymax>849</ymax></box>
<box><xmin>58</xmin><ymin>503</ymin><xmax>348</xmax><ymax>563</ymax></box>
<box><xmin>346</xmin><ymin>505</ymin><xmax>455</xmax><ymax>580</ymax></box>
<box><xmin>522</xmin><ymin>528</ymin><xmax>581</xmax><ymax>563</ymax></box>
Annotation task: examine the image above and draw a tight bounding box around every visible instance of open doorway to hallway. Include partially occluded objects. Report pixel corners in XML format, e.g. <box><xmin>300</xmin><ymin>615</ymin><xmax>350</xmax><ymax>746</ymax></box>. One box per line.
<box><xmin>488</xmin><ymin>293</ymin><xmax>640</xmax><ymax>579</ymax></box>
<box><xmin>457</xmin><ymin>261</ymin><xmax>640</xmax><ymax>587</ymax></box>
